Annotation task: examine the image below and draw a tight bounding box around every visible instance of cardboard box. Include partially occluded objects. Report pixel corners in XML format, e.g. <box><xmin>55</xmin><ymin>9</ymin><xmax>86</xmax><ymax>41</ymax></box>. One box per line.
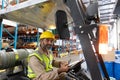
<box><xmin>101</xmin><ymin>50</ymin><xmax>115</xmax><ymax>62</ymax></box>
<box><xmin>2</xmin><ymin>42</ymin><xmax>9</xmax><ymax>48</ymax></box>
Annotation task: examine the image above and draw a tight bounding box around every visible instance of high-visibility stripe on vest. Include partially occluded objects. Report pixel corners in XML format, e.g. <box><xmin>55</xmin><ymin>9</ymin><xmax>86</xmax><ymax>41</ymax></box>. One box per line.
<box><xmin>27</xmin><ymin>52</ymin><xmax>53</xmax><ymax>79</ymax></box>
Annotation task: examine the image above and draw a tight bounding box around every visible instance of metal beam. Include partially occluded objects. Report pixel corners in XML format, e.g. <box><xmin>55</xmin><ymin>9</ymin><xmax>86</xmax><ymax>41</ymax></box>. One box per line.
<box><xmin>0</xmin><ymin>0</ymin><xmax>48</xmax><ymax>14</ymax></box>
<box><xmin>99</xmin><ymin>8</ymin><xmax>113</xmax><ymax>11</ymax></box>
<box><xmin>113</xmin><ymin>0</ymin><xmax>120</xmax><ymax>15</ymax></box>
<box><xmin>14</xmin><ymin>24</ymin><xmax>18</xmax><ymax>49</ymax></box>
<box><xmin>99</xmin><ymin>2</ymin><xmax>115</xmax><ymax>6</ymax></box>
<box><xmin>0</xmin><ymin>23</ymin><xmax>3</xmax><ymax>50</ymax></box>
<box><xmin>100</xmin><ymin>12</ymin><xmax>111</xmax><ymax>15</ymax></box>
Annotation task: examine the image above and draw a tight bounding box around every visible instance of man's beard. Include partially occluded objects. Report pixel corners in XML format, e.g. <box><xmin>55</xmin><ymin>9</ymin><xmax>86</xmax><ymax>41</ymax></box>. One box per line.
<box><xmin>41</xmin><ymin>44</ymin><xmax>52</xmax><ymax>50</ymax></box>
<box><xmin>45</xmin><ymin>44</ymin><xmax>52</xmax><ymax>50</ymax></box>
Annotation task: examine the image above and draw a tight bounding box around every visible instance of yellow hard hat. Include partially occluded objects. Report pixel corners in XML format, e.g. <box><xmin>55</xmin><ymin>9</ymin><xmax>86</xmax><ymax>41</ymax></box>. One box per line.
<box><xmin>40</xmin><ymin>31</ymin><xmax>55</xmax><ymax>39</ymax></box>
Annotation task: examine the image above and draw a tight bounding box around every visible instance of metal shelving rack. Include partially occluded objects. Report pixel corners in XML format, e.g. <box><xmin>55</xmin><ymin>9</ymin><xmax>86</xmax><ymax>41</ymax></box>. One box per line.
<box><xmin>0</xmin><ymin>20</ymin><xmax>18</xmax><ymax>50</ymax></box>
<box><xmin>0</xmin><ymin>0</ymin><xmax>19</xmax><ymax>50</ymax></box>
<box><xmin>0</xmin><ymin>0</ymin><xmax>47</xmax><ymax>49</ymax></box>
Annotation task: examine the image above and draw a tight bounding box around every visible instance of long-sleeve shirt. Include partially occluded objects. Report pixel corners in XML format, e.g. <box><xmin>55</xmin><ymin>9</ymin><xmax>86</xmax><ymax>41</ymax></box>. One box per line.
<box><xmin>28</xmin><ymin>47</ymin><xmax>61</xmax><ymax>80</ymax></box>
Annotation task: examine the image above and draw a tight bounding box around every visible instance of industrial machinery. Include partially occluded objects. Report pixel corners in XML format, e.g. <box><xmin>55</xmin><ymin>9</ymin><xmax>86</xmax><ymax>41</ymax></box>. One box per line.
<box><xmin>0</xmin><ymin>49</ymin><xmax>34</xmax><ymax>80</ymax></box>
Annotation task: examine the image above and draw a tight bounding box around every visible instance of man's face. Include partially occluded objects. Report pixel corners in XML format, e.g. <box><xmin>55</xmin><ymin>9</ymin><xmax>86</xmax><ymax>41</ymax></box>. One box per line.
<box><xmin>40</xmin><ymin>38</ymin><xmax>54</xmax><ymax>50</ymax></box>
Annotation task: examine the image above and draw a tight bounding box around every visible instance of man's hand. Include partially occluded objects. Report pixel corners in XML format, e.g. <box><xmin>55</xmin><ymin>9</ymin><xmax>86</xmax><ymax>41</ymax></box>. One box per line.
<box><xmin>57</xmin><ymin>61</ymin><xmax>69</xmax><ymax>74</ymax></box>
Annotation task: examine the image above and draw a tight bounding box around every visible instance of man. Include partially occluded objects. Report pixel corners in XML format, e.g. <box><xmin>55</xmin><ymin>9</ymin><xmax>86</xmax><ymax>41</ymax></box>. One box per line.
<box><xmin>27</xmin><ymin>31</ymin><xmax>69</xmax><ymax>80</ymax></box>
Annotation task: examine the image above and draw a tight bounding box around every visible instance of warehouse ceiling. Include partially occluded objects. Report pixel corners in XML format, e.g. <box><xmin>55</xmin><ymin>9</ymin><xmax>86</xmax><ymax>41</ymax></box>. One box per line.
<box><xmin>0</xmin><ymin>0</ymin><xmax>72</xmax><ymax>29</ymax></box>
<box><xmin>0</xmin><ymin>0</ymin><xmax>118</xmax><ymax>29</ymax></box>
<box><xmin>83</xmin><ymin>0</ymin><xmax>117</xmax><ymax>24</ymax></box>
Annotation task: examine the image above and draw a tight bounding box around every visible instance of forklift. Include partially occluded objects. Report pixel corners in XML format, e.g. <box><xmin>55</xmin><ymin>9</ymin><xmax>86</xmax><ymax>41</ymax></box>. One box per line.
<box><xmin>55</xmin><ymin>0</ymin><xmax>110</xmax><ymax>80</ymax></box>
<box><xmin>0</xmin><ymin>0</ymin><xmax>113</xmax><ymax>80</ymax></box>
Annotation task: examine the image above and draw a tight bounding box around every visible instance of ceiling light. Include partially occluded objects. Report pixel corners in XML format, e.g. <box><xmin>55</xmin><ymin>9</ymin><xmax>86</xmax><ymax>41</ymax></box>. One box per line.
<box><xmin>49</xmin><ymin>24</ymin><xmax>56</xmax><ymax>29</ymax></box>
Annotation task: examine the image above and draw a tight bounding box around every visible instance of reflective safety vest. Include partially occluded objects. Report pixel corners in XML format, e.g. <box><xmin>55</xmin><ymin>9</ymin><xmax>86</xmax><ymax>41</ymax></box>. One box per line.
<box><xmin>27</xmin><ymin>52</ymin><xmax>53</xmax><ymax>79</ymax></box>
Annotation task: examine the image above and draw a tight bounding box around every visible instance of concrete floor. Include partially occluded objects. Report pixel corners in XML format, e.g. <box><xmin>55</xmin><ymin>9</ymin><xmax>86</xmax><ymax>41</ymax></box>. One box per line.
<box><xmin>55</xmin><ymin>53</ymin><xmax>81</xmax><ymax>62</ymax></box>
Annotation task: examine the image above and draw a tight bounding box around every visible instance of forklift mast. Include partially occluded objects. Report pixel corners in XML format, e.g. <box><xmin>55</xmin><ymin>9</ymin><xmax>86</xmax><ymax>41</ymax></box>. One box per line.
<box><xmin>64</xmin><ymin>0</ymin><xmax>110</xmax><ymax>80</ymax></box>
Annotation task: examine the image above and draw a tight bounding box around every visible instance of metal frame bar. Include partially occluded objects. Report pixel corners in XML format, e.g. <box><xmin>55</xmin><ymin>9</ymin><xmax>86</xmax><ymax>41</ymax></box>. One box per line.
<box><xmin>14</xmin><ymin>24</ymin><xmax>18</xmax><ymax>49</ymax></box>
<box><xmin>37</xmin><ymin>28</ymin><xmax>40</xmax><ymax>47</ymax></box>
<box><xmin>0</xmin><ymin>23</ymin><xmax>3</xmax><ymax>50</ymax></box>
<box><xmin>3</xmin><ymin>28</ymin><xmax>15</xmax><ymax>38</ymax></box>
<box><xmin>16</xmin><ymin>0</ymin><xmax>20</xmax><ymax>4</ymax></box>
<box><xmin>73</xmin><ymin>25</ymin><xmax>103</xmax><ymax>80</ymax></box>
<box><xmin>0</xmin><ymin>0</ymin><xmax>48</xmax><ymax>14</ymax></box>
<box><xmin>0</xmin><ymin>23</ymin><xmax>18</xmax><ymax>50</ymax></box>
<box><xmin>2</xmin><ymin>0</ymin><xmax>4</xmax><ymax>9</ymax></box>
